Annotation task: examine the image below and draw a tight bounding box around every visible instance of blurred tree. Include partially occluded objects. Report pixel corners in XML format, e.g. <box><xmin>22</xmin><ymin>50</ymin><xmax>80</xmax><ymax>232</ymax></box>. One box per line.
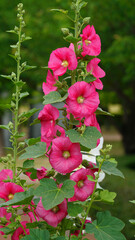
<box><xmin>0</xmin><ymin>0</ymin><xmax>135</xmax><ymax>153</ymax></box>
<box><xmin>87</xmin><ymin>0</ymin><xmax>135</xmax><ymax>154</ymax></box>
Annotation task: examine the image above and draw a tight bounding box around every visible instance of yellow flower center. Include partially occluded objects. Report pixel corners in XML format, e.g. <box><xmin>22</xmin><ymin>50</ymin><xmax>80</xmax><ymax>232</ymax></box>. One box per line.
<box><xmin>8</xmin><ymin>193</ymin><xmax>14</xmax><ymax>200</ymax></box>
<box><xmin>77</xmin><ymin>96</ymin><xmax>84</xmax><ymax>104</ymax></box>
<box><xmin>77</xmin><ymin>180</ymin><xmax>84</xmax><ymax>188</ymax></box>
<box><xmin>61</xmin><ymin>60</ymin><xmax>69</xmax><ymax>68</ymax></box>
<box><xmin>51</xmin><ymin>206</ymin><xmax>59</xmax><ymax>213</ymax></box>
<box><xmin>63</xmin><ymin>151</ymin><xmax>70</xmax><ymax>159</ymax></box>
<box><xmin>85</xmin><ymin>39</ymin><xmax>91</xmax><ymax>46</ymax></box>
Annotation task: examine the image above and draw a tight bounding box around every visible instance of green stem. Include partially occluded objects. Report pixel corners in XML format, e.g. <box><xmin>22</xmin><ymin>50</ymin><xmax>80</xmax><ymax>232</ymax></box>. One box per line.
<box><xmin>13</xmin><ymin>22</ymin><xmax>22</xmax><ymax>182</ymax></box>
<box><xmin>78</xmin><ymin>162</ymin><xmax>103</xmax><ymax>239</ymax></box>
<box><xmin>20</xmin><ymin>222</ymin><xmax>27</xmax><ymax>236</ymax></box>
<box><xmin>30</xmin><ymin>204</ymin><xmax>38</xmax><ymax>223</ymax></box>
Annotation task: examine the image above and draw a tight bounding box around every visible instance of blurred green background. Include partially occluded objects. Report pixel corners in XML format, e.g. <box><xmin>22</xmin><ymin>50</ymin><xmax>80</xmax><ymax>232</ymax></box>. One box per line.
<box><xmin>0</xmin><ymin>0</ymin><xmax>135</xmax><ymax>239</ymax></box>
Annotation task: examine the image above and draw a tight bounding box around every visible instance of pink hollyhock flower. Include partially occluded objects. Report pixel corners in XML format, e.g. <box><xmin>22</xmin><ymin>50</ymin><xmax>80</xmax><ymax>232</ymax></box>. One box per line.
<box><xmin>80</xmin><ymin>25</ymin><xmax>101</xmax><ymax>57</ymax></box>
<box><xmin>66</xmin><ymin>81</ymin><xmax>99</xmax><ymax>119</ymax></box>
<box><xmin>48</xmin><ymin>47</ymin><xmax>78</xmax><ymax>76</ymax></box>
<box><xmin>0</xmin><ymin>169</ymin><xmax>13</xmax><ymax>181</ymax></box>
<box><xmin>38</xmin><ymin>104</ymin><xmax>59</xmax><ymax>139</ymax></box>
<box><xmin>0</xmin><ymin>207</ymin><xmax>12</xmax><ymax>235</ymax></box>
<box><xmin>0</xmin><ymin>182</ymin><xmax>24</xmax><ymax>201</ymax></box>
<box><xmin>86</xmin><ymin>58</ymin><xmax>105</xmax><ymax>90</ymax></box>
<box><xmin>41</xmin><ymin>124</ymin><xmax>65</xmax><ymax>151</ymax></box>
<box><xmin>11</xmin><ymin>221</ymin><xmax>30</xmax><ymax>240</ymax></box>
<box><xmin>23</xmin><ymin>201</ymin><xmax>39</xmax><ymax>223</ymax></box>
<box><xmin>37</xmin><ymin>166</ymin><xmax>48</xmax><ymax>180</ymax></box>
<box><xmin>70</xmin><ymin>168</ymin><xmax>95</xmax><ymax>201</ymax></box>
<box><xmin>42</xmin><ymin>70</ymin><xmax>58</xmax><ymax>95</ymax></box>
<box><xmin>49</xmin><ymin>137</ymin><xmax>82</xmax><ymax>174</ymax></box>
<box><xmin>36</xmin><ymin>199</ymin><xmax>67</xmax><ymax>227</ymax></box>
<box><xmin>25</xmin><ymin>171</ymin><xmax>37</xmax><ymax>182</ymax></box>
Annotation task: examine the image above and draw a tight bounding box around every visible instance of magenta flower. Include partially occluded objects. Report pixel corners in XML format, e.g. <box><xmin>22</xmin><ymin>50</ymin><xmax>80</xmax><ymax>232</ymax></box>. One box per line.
<box><xmin>66</xmin><ymin>81</ymin><xmax>99</xmax><ymax>119</ymax></box>
<box><xmin>36</xmin><ymin>199</ymin><xmax>67</xmax><ymax>227</ymax></box>
<box><xmin>49</xmin><ymin>137</ymin><xmax>82</xmax><ymax>174</ymax></box>
<box><xmin>86</xmin><ymin>58</ymin><xmax>105</xmax><ymax>90</ymax></box>
<box><xmin>0</xmin><ymin>182</ymin><xmax>24</xmax><ymax>201</ymax></box>
<box><xmin>38</xmin><ymin>104</ymin><xmax>59</xmax><ymax>139</ymax></box>
<box><xmin>0</xmin><ymin>207</ymin><xmax>12</xmax><ymax>235</ymax></box>
<box><xmin>42</xmin><ymin>70</ymin><xmax>58</xmax><ymax>95</ymax></box>
<box><xmin>48</xmin><ymin>47</ymin><xmax>78</xmax><ymax>76</ymax></box>
<box><xmin>11</xmin><ymin>221</ymin><xmax>30</xmax><ymax>240</ymax></box>
<box><xmin>37</xmin><ymin>166</ymin><xmax>48</xmax><ymax>180</ymax></box>
<box><xmin>80</xmin><ymin>25</ymin><xmax>101</xmax><ymax>57</ymax></box>
<box><xmin>70</xmin><ymin>168</ymin><xmax>95</xmax><ymax>201</ymax></box>
<box><xmin>0</xmin><ymin>169</ymin><xmax>13</xmax><ymax>181</ymax></box>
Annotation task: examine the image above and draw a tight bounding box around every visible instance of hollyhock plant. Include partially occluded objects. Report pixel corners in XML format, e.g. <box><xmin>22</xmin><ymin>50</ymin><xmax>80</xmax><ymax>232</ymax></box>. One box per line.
<box><xmin>49</xmin><ymin>137</ymin><xmax>82</xmax><ymax>174</ymax></box>
<box><xmin>0</xmin><ymin>182</ymin><xmax>24</xmax><ymax>201</ymax></box>
<box><xmin>42</xmin><ymin>70</ymin><xmax>58</xmax><ymax>95</ymax></box>
<box><xmin>86</xmin><ymin>58</ymin><xmax>105</xmax><ymax>90</ymax></box>
<box><xmin>80</xmin><ymin>25</ymin><xmax>101</xmax><ymax>57</ymax></box>
<box><xmin>66</xmin><ymin>81</ymin><xmax>99</xmax><ymax>119</ymax></box>
<box><xmin>48</xmin><ymin>47</ymin><xmax>78</xmax><ymax>76</ymax></box>
<box><xmin>0</xmin><ymin>207</ymin><xmax>12</xmax><ymax>235</ymax></box>
<box><xmin>36</xmin><ymin>199</ymin><xmax>67</xmax><ymax>227</ymax></box>
<box><xmin>70</xmin><ymin>168</ymin><xmax>95</xmax><ymax>201</ymax></box>
<box><xmin>11</xmin><ymin>221</ymin><xmax>30</xmax><ymax>240</ymax></box>
<box><xmin>38</xmin><ymin>104</ymin><xmax>59</xmax><ymax>139</ymax></box>
<box><xmin>0</xmin><ymin>169</ymin><xmax>13</xmax><ymax>181</ymax></box>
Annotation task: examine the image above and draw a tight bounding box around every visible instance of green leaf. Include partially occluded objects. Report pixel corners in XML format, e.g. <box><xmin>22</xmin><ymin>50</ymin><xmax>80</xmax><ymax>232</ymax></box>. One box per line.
<box><xmin>67</xmin><ymin>202</ymin><xmax>83</xmax><ymax>217</ymax></box>
<box><xmin>85</xmin><ymin>211</ymin><xmax>126</xmax><ymax>240</ymax></box>
<box><xmin>0</xmin><ymin>227</ymin><xmax>14</xmax><ymax>235</ymax></box>
<box><xmin>100</xmin><ymin>190</ymin><xmax>117</xmax><ymax>203</ymax></box>
<box><xmin>34</xmin><ymin>178</ymin><xmax>75</xmax><ymax>210</ymax></box>
<box><xmin>0</xmin><ymin>188</ymin><xmax>34</xmax><ymax>207</ymax></box>
<box><xmin>43</xmin><ymin>91</ymin><xmax>68</xmax><ymax>105</ymax></box>
<box><xmin>22</xmin><ymin>36</ymin><xmax>32</xmax><ymax>42</ymax></box>
<box><xmin>19</xmin><ymin>108</ymin><xmax>39</xmax><ymax>120</ymax></box>
<box><xmin>129</xmin><ymin>200</ymin><xmax>135</xmax><ymax>204</ymax></box>
<box><xmin>0</xmin><ymin>123</ymin><xmax>10</xmax><ymax>131</ymax></box>
<box><xmin>55</xmin><ymin>173</ymin><xmax>69</xmax><ymax>183</ymax></box>
<box><xmin>66</xmin><ymin>127</ymin><xmax>101</xmax><ymax>149</ymax></box>
<box><xmin>129</xmin><ymin>219</ymin><xmax>135</xmax><ymax>224</ymax></box>
<box><xmin>64</xmin><ymin>35</ymin><xmax>81</xmax><ymax>43</ymax></box>
<box><xmin>79</xmin><ymin>1</ymin><xmax>88</xmax><ymax>10</ymax></box>
<box><xmin>85</xmin><ymin>75</ymin><xmax>96</xmax><ymax>83</ymax></box>
<box><xmin>55</xmin><ymin>237</ymin><xmax>66</xmax><ymax>240</ymax></box>
<box><xmin>23</xmin><ymin>159</ymin><xmax>34</xmax><ymax>168</ymax></box>
<box><xmin>20</xmin><ymin>92</ymin><xmax>29</xmax><ymax>100</ymax></box>
<box><xmin>22</xmin><ymin>65</ymin><xmax>37</xmax><ymax>72</ymax></box>
<box><xmin>22</xmin><ymin>229</ymin><xmax>50</xmax><ymax>240</ymax></box>
<box><xmin>101</xmin><ymin>161</ymin><xmax>124</xmax><ymax>178</ymax></box>
<box><xmin>0</xmin><ymin>74</ymin><xmax>12</xmax><ymax>80</ymax></box>
<box><xmin>96</xmin><ymin>107</ymin><xmax>113</xmax><ymax>116</ymax></box>
<box><xmin>19</xmin><ymin>142</ymin><xmax>46</xmax><ymax>160</ymax></box>
<box><xmin>8</xmin><ymin>54</ymin><xmax>17</xmax><ymax>61</ymax></box>
<box><xmin>0</xmin><ymin>103</ymin><xmax>11</xmax><ymax>110</ymax></box>
<box><xmin>87</xmin><ymin>175</ymin><xmax>97</xmax><ymax>182</ymax></box>
<box><xmin>50</xmin><ymin>9</ymin><xmax>68</xmax><ymax>14</ymax></box>
<box><xmin>30</xmin><ymin>118</ymin><xmax>40</xmax><ymax>126</ymax></box>
<box><xmin>25</xmin><ymin>137</ymin><xmax>41</xmax><ymax>146</ymax></box>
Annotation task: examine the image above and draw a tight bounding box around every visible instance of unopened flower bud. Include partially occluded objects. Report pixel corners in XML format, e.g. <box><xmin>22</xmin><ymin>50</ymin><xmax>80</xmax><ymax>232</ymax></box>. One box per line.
<box><xmin>83</xmin><ymin>17</ymin><xmax>90</xmax><ymax>25</ymax></box>
<box><xmin>61</xmin><ymin>28</ymin><xmax>70</xmax><ymax>36</ymax></box>
<box><xmin>18</xmin><ymin>142</ymin><xmax>25</xmax><ymax>148</ymax></box>
<box><xmin>71</xmin><ymin>2</ymin><xmax>76</xmax><ymax>10</ymax></box>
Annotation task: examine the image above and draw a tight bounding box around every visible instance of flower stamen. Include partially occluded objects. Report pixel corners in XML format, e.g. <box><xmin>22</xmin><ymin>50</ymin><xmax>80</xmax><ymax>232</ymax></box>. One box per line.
<box><xmin>85</xmin><ymin>39</ymin><xmax>91</xmax><ymax>46</ymax></box>
<box><xmin>61</xmin><ymin>60</ymin><xmax>69</xmax><ymax>68</ymax></box>
<box><xmin>77</xmin><ymin>96</ymin><xmax>84</xmax><ymax>104</ymax></box>
<box><xmin>63</xmin><ymin>151</ymin><xmax>70</xmax><ymax>159</ymax></box>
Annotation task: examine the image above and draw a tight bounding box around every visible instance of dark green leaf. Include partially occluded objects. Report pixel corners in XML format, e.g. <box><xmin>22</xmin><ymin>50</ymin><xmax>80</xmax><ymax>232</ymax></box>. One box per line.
<box><xmin>20</xmin><ymin>92</ymin><xmax>29</xmax><ymax>100</ymax></box>
<box><xmin>19</xmin><ymin>142</ymin><xmax>46</xmax><ymax>160</ymax></box>
<box><xmin>25</xmin><ymin>137</ymin><xmax>41</xmax><ymax>146</ymax></box>
<box><xmin>23</xmin><ymin>159</ymin><xmax>34</xmax><ymax>168</ymax></box>
<box><xmin>64</xmin><ymin>35</ymin><xmax>81</xmax><ymax>43</ymax></box>
<box><xmin>50</xmin><ymin>9</ymin><xmax>68</xmax><ymax>14</ymax></box>
<box><xmin>0</xmin><ymin>103</ymin><xmax>11</xmax><ymax>110</ymax></box>
<box><xmin>85</xmin><ymin>211</ymin><xmax>126</xmax><ymax>240</ymax></box>
<box><xmin>30</xmin><ymin>118</ymin><xmax>40</xmax><ymax>126</ymax></box>
<box><xmin>55</xmin><ymin>173</ymin><xmax>69</xmax><ymax>183</ymax></box>
<box><xmin>85</xmin><ymin>75</ymin><xmax>96</xmax><ymax>83</ymax></box>
<box><xmin>0</xmin><ymin>123</ymin><xmax>10</xmax><ymax>131</ymax></box>
<box><xmin>66</xmin><ymin>127</ymin><xmax>101</xmax><ymax>149</ymax></box>
<box><xmin>34</xmin><ymin>178</ymin><xmax>75</xmax><ymax>210</ymax></box>
<box><xmin>22</xmin><ymin>65</ymin><xmax>37</xmax><ymax>72</ymax></box>
<box><xmin>43</xmin><ymin>91</ymin><xmax>68</xmax><ymax>105</ymax></box>
<box><xmin>101</xmin><ymin>161</ymin><xmax>124</xmax><ymax>178</ymax></box>
<box><xmin>96</xmin><ymin>107</ymin><xmax>113</xmax><ymax>116</ymax></box>
<box><xmin>22</xmin><ymin>229</ymin><xmax>50</xmax><ymax>240</ymax></box>
<box><xmin>0</xmin><ymin>227</ymin><xmax>14</xmax><ymax>235</ymax></box>
<box><xmin>8</xmin><ymin>54</ymin><xmax>17</xmax><ymax>61</ymax></box>
<box><xmin>100</xmin><ymin>190</ymin><xmax>117</xmax><ymax>203</ymax></box>
<box><xmin>67</xmin><ymin>202</ymin><xmax>83</xmax><ymax>217</ymax></box>
<box><xmin>79</xmin><ymin>1</ymin><xmax>87</xmax><ymax>10</ymax></box>
<box><xmin>0</xmin><ymin>188</ymin><xmax>34</xmax><ymax>207</ymax></box>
